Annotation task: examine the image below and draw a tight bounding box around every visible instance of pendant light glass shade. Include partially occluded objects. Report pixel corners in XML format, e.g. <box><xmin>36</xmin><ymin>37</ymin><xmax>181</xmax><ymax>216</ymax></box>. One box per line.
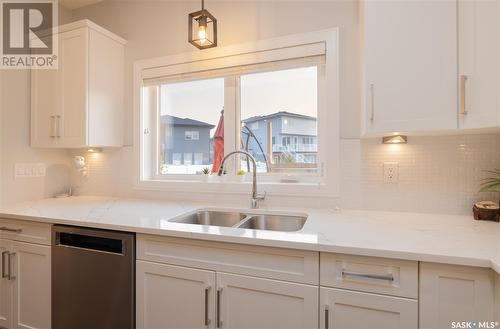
<box><xmin>188</xmin><ymin>0</ymin><xmax>217</xmax><ymax>50</ymax></box>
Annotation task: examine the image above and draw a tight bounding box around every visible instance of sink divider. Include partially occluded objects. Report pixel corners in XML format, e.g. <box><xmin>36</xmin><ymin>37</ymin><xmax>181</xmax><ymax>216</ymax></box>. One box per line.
<box><xmin>231</xmin><ymin>214</ymin><xmax>255</xmax><ymax>228</ymax></box>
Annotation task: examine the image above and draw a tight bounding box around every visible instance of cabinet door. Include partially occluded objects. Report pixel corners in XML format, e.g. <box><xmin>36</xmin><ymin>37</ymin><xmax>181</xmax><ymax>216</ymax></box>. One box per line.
<box><xmin>0</xmin><ymin>240</ymin><xmax>11</xmax><ymax>329</ymax></box>
<box><xmin>217</xmin><ymin>272</ymin><xmax>318</xmax><ymax>329</ymax></box>
<box><xmin>458</xmin><ymin>0</ymin><xmax>500</xmax><ymax>129</ymax></box>
<box><xmin>420</xmin><ymin>263</ymin><xmax>495</xmax><ymax>329</ymax></box>
<box><xmin>57</xmin><ymin>28</ymin><xmax>88</xmax><ymax>147</ymax></box>
<box><xmin>11</xmin><ymin>241</ymin><xmax>51</xmax><ymax>329</ymax></box>
<box><xmin>31</xmin><ymin>36</ymin><xmax>60</xmax><ymax>148</ymax></box>
<box><xmin>136</xmin><ymin>260</ymin><xmax>216</xmax><ymax>329</ymax></box>
<box><xmin>363</xmin><ymin>0</ymin><xmax>457</xmax><ymax>134</ymax></box>
<box><xmin>320</xmin><ymin>287</ymin><xmax>417</xmax><ymax>329</ymax></box>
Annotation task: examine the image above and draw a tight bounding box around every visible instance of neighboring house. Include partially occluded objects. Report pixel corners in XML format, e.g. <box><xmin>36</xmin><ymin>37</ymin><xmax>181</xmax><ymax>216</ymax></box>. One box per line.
<box><xmin>242</xmin><ymin>111</ymin><xmax>317</xmax><ymax>165</ymax></box>
<box><xmin>160</xmin><ymin>114</ymin><xmax>215</xmax><ymax>166</ymax></box>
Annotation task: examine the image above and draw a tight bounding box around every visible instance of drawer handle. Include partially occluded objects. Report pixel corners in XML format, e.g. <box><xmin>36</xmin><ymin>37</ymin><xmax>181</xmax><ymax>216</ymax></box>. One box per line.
<box><xmin>341</xmin><ymin>271</ymin><xmax>394</xmax><ymax>282</ymax></box>
<box><xmin>8</xmin><ymin>252</ymin><xmax>15</xmax><ymax>280</ymax></box>
<box><xmin>324</xmin><ymin>305</ymin><xmax>329</xmax><ymax>329</ymax></box>
<box><xmin>1</xmin><ymin>251</ymin><xmax>8</xmax><ymax>278</ymax></box>
<box><xmin>460</xmin><ymin>75</ymin><xmax>468</xmax><ymax>115</ymax></box>
<box><xmin>0</xmin><ymin>227</ymin><xmax>22</xmax><ymax>234</ymax></box>
<box><xmin>216</xmin><ymin>288</ymin><xmax>222</xmax><ymax>328</ymax></box>
<box><xmin>369</xmin><ymin>83</ymin><xmax>375</xmax><ymax>121</ymax></box>
<box><xmin>204</xmin><ymin>287</ymin><xmax>210</xmax><ymax>326</ymax></box>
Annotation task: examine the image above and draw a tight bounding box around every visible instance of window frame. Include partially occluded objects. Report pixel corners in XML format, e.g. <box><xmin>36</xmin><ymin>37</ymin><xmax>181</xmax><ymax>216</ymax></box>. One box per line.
<box><xmin>184</xmin><ymin>131</ymin><xmax>200</xmax><ymax>141</ymax></box>
<box><xmin>134</xmin><ymin>29</ymin><xmax>340</xmax><ymax>197</ymax></box>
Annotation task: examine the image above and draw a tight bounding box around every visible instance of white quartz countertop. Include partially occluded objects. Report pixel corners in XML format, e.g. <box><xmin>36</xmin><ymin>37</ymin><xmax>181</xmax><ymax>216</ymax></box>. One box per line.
<box><xmin>0</xmin><ymin>196</ymin><xmax>499</xmax><ymax>274</ymax></box>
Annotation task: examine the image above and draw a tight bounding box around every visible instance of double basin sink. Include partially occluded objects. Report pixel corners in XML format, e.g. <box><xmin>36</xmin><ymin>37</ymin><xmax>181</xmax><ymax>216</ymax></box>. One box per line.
<box><xmin>170</xmin><ymin>210</ymin><xmax>307</xmax><ymax>232</ymax></box>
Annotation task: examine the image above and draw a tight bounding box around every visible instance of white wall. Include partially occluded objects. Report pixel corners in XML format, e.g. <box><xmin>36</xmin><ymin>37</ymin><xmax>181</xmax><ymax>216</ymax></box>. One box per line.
<box><xmin>341</xmin><ymin>134</ymin><xmax>500</xmax><ymax>214</ymax></box>
<box><xmin>2</xmin><ymin>0</ymin><xmax>497</xmax><ymax>214</ymax></box>
<box><xmin>72</xmin><ymin>0</ymin><xmax>361</xmax><ymax>144</ymax></box>
<box><xmin>0</xmin><ymin>71</ymin><xmax>70</xmax><ymax>205</ymax></box>
<box><xmin>68</xmin><ymin>0</ymin><xmax>500</xmax><ymax>214</ymax></box>
<box><xmin>0</xmin><ymin>4</ymin><xmax>74</xmax><ymax>206</ymax></box>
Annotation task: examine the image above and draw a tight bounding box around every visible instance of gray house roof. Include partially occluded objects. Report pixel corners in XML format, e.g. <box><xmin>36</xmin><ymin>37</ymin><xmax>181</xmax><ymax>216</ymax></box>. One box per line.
<box><xmin>242</xmin><ymin>111</ymin><xmax>316</xmax><ymax>124</ymax></box>
<box><xmin>161</xmin><ymin>114</ymin><xmax>215</xmax><ymax>128</ymax></box>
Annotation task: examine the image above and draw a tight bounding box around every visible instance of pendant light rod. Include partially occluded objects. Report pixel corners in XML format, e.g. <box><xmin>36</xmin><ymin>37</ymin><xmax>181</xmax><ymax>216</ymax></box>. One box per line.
<box><xmin>201</xmin><ymin>0</ymin><xmax>204</xmax><ymax>11</ymax></box>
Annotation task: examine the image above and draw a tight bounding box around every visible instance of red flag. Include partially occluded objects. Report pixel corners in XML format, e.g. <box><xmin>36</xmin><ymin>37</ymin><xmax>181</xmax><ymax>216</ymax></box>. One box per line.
<box><xmin>211</xmin><ymin>110</ymin><xmax>224</xmax><ymax>173</ymax></box>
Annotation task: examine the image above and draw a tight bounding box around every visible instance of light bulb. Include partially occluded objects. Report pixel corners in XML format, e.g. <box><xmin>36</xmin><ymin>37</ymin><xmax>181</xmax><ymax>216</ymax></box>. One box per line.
<box><xmin>198</xmin><ymin>25</ymin><xmax>206</xmax><ymax>44</ymax></box>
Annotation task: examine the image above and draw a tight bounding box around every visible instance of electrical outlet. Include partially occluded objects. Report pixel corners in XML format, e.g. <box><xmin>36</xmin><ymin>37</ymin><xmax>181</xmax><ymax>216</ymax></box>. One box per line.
<box><xmin>15</xmin><ymin>163</ymin><xmax>46</xmax><ymax>178</ymax></box>
<box><xmin>383</xmin><ymin>162</ymin><xmax>399</xmax><ymax>183</ymax></box>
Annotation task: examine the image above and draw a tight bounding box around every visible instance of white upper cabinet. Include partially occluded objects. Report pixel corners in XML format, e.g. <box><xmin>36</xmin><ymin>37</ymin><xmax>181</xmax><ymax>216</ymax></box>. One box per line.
<box><xmin>31</xmin><ymin>20</ymin><xmax>125</xmax><ymax>148</ymax></box>
<box><xmin>458</xmin><ymin>0</ymin><xmax>500</xmax><ymax>129</ymax></box>
<box><xmin>362</xmin><ymin>0</ymin><xmax>458</xmax><ymax>135</ymax></box>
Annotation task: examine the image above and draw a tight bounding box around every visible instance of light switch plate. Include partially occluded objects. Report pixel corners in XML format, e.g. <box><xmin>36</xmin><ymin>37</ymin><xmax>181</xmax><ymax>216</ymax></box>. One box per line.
<box><xmin>15</xmin><ymin>163</ymin><xmax>46</xmax><ymax>178</ymax></box>
<box><xmin>383</xmin><ymin>162</ymin><xmax>399</xmax><ymax>183</ymax></box>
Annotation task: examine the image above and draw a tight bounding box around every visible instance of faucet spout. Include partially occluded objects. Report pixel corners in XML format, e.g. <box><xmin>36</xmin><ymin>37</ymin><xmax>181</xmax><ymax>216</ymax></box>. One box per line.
<box><xmin>217</xmin><ymin>150</ymin><xmax>265</xmax><ymax>208</ymax></box>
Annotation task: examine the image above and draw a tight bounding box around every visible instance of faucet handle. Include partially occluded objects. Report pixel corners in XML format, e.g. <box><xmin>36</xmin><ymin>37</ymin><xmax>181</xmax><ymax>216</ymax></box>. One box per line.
<box><xmin>256</xmin><ymin>191</ymin><xmax>266</xmax><ymax>200</ymax></box>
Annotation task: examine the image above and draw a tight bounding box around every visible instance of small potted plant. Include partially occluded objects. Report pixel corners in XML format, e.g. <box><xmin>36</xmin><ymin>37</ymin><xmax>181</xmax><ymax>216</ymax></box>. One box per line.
<box><xmin>236</xmin><ymin>169</ymin><xmax>247</xmax><ymax>182</ymax></box>
<box><xmin>201</xmin><ymin>167</ymin><xmax>211</xmax><ymax>182</ymax></box>
<box><xmin>475</xmin><ymin>169</ymin><xmax>500</xmax><ymax>222</ymax></box>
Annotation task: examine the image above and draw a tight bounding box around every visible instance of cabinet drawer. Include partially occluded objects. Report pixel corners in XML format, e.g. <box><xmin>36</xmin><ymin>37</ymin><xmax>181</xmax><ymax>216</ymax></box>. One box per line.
<box><xmin>0</xmin><ymin>218</ymin><xmax>51</xmax><ymax>245</ymax></box>
<box><xmin>137</xmin><ymin>234</ymin><xmax>319</xmax><ymax>285</ymax></box>
<box><xmin>320</xmin><ymin>287</ymin><xmax>418</xmax><ymax>329</ymax></box>
<box><xmin>320</xmin><ymin>253</ymin><xmax>418</xmax><ymax>298</ymax></box>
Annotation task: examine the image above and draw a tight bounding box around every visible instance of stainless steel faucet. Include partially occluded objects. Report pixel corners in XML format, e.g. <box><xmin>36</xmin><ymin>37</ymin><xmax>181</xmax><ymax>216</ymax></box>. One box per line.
<box><xmin>217</xmin><ymin>150</ymin><xmax>266</xmax><ymax>209</ymax></box>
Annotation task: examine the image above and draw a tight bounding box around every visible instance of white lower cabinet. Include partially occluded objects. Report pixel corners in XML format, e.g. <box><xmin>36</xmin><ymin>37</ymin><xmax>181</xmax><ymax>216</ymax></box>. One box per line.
<box><xmin>419</xmin><ymin>262</ymin><xmax>495</xmax><ymax>329</ymax></box>
<box><xmin>0</xmin><ymin>239</ymin><xmax>11</xmax><ymax>329</ymax></box>
<box><xmin>0</xmin><ymin>239</ymin><xmax>51</xmax><ymax>329</ymax></box>
<box><xmin>137</xmin><ymin>236</ymin><xmax>499</xmax><ymax>329</ymax></box>
<box><xmin>217</xmin><ymin>272</ymin><xmax>318</xmax><ymax>329</ymax></box>
<box><xmin>320</xmin><ymin>287</ymin><xmax>417</xmax><ymax>329</ymax></box>
<box><xmin>136</xmin><ymin>260</ymin><xmax>216</xmax><ymax>329</ymax></box>
<box><xmin>136</xmin><ymin>261</ymin><xmax>318</xmax><ymax>329</ymax></box>
<box><xmin>11</xmin><ymin>241</ymin><xmax>51</xmax><ymax>329</ymax></box>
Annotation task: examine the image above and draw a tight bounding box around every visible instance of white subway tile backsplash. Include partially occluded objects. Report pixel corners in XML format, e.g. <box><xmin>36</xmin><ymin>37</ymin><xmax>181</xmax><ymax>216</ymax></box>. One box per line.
<box><xmin>76</xmin><ymin>133</ymin><xmax>500</xmax><ymax>216</ymax></box>
<box><xmin>340</xmin><ymin>133</ymin><xmax>500</xmax><ymax>215</ymax></box>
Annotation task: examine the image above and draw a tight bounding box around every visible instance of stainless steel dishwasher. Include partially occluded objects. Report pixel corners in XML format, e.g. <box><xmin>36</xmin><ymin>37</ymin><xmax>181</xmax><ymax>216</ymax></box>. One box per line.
<box><xmin>52</xmin><ymin>225</ymin><xmax>135</xmax><ymax>329</ymax></box>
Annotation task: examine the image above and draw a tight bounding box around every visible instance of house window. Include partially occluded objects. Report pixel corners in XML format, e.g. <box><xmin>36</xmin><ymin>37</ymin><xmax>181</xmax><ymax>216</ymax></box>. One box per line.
<box><xmin>194</xmin><ymin>153</ymin><xmax>203</xmax><ymax>165</ymax></box>
<box><xmin>240</xmin><ymin>66</ymin><xmax>318</xmax><ymax>174</ymax></box>
<box><xmin>183</xmin><ymin>153</ymin><xmax>193</xmax><ymax>165</ymax></box>
<box><xmin>138</xmin><ymin>29</ymin><xmax>339</xmax><ymax>195</ymax></box>
<box><xmin>172</xmin><ymin>153</ymin><xmax>181</xmax><ymax>165</ymax></box>
<box><xmin>185</xmin><ymin>131</ymin><xmax>200</xmax><ymax>140</ymax></box>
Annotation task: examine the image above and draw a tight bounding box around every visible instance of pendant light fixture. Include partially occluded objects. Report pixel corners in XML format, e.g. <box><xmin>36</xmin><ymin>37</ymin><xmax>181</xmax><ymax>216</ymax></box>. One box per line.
<box><xmin>188</xmin><ymin>0</ymin><xmax>217</xmax><ymax>50</ymax></box>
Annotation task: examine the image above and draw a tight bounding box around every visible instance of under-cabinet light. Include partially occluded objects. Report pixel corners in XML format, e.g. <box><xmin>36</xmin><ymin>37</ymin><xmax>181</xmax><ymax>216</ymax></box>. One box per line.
<box><xmin>382</xmin><ymin>135</ymin><xmax>408</xmax><ymax>144</ymax></box>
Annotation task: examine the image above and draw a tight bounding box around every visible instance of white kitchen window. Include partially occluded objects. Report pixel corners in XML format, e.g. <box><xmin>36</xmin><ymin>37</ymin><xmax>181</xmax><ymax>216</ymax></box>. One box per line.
<box><xmin>135</xmin><ymin>29</ymin><xmax>339</xmax><ymax>197</ymax></box>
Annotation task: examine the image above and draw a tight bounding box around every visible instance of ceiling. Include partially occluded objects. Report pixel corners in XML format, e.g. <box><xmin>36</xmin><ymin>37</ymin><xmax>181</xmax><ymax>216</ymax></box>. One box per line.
<box><xmin>59</xmin><ymin>0</ymin><xmax>103</xmax><ymax>10</ymax></box>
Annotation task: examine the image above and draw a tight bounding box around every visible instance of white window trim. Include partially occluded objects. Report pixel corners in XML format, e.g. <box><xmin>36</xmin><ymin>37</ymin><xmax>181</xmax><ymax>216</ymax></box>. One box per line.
<box><xmin>133</xmin><ymin>28</ymin><xmax>340</xmax><ymax>198</ymax></box>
